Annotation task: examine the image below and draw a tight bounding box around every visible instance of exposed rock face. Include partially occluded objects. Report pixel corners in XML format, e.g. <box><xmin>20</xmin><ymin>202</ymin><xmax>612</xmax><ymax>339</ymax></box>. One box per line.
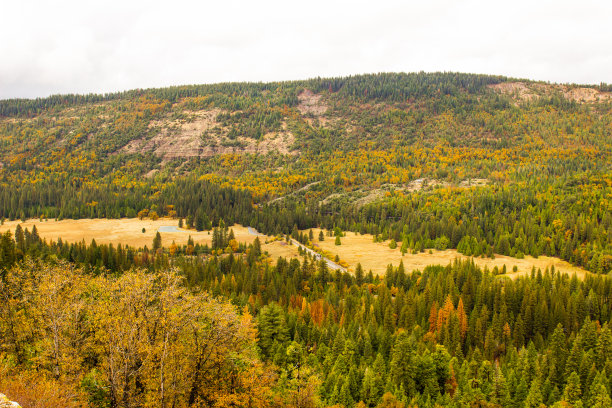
<box><xmin>119</xmin><ymin>109</ymin><xmax>296</xmax><ymax>160</ymax></box>
<box><xmin>297</xmin><ymin>89</ymin><xmax>328</xmax><ymax>116</ymax></box>
<box><xmin>488</xmin><ymin>82</ymin><xmax>612</xmax><ymax>104</ymax></box>
<box><xmin>121</xmin><ymin>109</ymin><xmax>221</xmax><ymax>158</ymax></box>
<box><xmin>0</xmin><ymin>393</ymin><xmax>21</xmax><ymax>408</ymax></box>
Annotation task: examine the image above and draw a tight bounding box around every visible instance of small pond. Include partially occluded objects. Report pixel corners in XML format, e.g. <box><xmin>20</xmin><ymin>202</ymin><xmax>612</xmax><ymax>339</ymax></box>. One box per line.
<box><xmin>157</xmin><ymin>226</ymin><xmax>180</xmax><ymax>232</ymax></box>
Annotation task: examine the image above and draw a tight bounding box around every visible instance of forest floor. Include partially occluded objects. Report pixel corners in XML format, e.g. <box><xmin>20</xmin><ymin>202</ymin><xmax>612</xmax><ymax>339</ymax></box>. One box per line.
<box><xmin>0</xmin><ymin>219</ymin><xmax>589</xmax><ymax>279</ymax></box>
<box><xmin>305</xmin><ymin>229</ymin><xmax>589</xmax><ymax>279</ymax></box>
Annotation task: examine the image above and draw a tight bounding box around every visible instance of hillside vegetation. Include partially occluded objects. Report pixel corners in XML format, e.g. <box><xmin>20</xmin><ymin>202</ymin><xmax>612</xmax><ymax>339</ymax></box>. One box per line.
<box><xmin>0</xmin><ymin>72</ymin><xmax>611</xmax><ymax>407</ymax></box>
<box><xmin>1</xmin><ymin>72</ymin><xmax>610</xmax><ymax>274</ymax></box>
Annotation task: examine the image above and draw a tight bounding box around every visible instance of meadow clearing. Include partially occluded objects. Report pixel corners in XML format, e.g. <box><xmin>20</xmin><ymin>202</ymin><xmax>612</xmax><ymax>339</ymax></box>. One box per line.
<box><xmin>0</xmin><ymin>218</ymin><xmax>300</xmax><ymax>261</ymax></box>
<box><xmin>0</xmin><ymin>219</ymin><xmax>588</xmax><ymax>278</ymax></box>
<box><xmin>306</xmin><ymin>228</ymin><xmax>589</xmax><ymax>279</ymax></box>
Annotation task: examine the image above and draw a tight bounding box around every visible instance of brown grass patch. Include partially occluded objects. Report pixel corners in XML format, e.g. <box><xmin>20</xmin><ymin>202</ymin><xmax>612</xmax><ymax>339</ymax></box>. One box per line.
<box><xmin>0</xmin><ymin>218</ymin><xmax>302</xmax><ymax>262</ymax></box>
<box><xmin>261</xmin><ymin>239</ymin><xmax>301</xmax><ymax>260</ymax></box>
<box><xmin>306</xmin><ymin>229</ymin><xmax>589</xmax><ymax>279</ymax></box>
<box><xmin>0</xmin><ymin>219</ymin><xmax>589</xmax><ymax>279</ymax></box>
<box><xmin>0</xmin><ymin>218</ymin><xmax>259</xmax><ymax>249</ymax></box>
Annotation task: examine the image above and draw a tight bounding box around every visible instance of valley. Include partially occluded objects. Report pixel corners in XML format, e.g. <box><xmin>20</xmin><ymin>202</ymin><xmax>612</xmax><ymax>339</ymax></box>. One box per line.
<box><xmin>0</xmin><ymin>218</ymin><xmax>590</xmax><ymax>279</ymax></box>
<box><xmin>0</xmin><ymin>72</ymin><xmax>610</xmax><ymax>408</ymax></box>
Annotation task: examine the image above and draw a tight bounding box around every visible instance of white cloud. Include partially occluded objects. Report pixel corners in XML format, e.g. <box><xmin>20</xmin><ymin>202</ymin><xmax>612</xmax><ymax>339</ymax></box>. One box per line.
<box><xmin>1</xmin><ymin>0</ymin><xmax>611</xmax><ymax>98</ymax></box>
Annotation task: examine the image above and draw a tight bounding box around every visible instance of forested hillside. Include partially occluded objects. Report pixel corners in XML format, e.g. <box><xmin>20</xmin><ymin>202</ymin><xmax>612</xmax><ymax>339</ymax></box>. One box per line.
<box><xmin>1</xmin><ymin>72</ymin><xmax>610</xmax><ymax>273</ymax></box>
<box><xmin>0</xmin><ymin>72</ymin><xmax>611</xmax><ymax>407</ymax></box>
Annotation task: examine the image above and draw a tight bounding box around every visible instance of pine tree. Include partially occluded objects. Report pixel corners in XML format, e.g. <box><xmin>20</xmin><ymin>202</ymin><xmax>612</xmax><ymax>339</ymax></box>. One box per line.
<box><xmin>595</xmin><ymin>323</ymin><xmax>611</xmax><ymax>370</ymax></box>
<box><xmin>195</xmin><ymin>212</ymin><xmax>205</xmax><ymax>231</ymax></box>
<box><xmin>31</xmin><ymin>225</ymin><xmax>39</xmax><ymax>242</ymax></box>
<box><xmin>258</xmin><ymin>303</ymin><xmax>289</xmax><ymax>359</ymax></box>
<box><xmin>14</xmin><ymin>224</ymin><xmax>25</xmax><ymax>256</ymax></box>
<box><xmin>491</xmin><ymin>367</ymin><xmax>511</xmax><ymax>406</ymax></box>
<box><xmin>514</xmin><ymin>376</ymin><xmax>529</xmax><ymax>408</ymax></box>
<box><xmin>400</xmin><ymin>236</ymin><xmax>409</xmax><ymax>256</ymax></box>
<box><xmin>456</xmin><ymin>298</ymin><xmax>468</xmax><ymax>340</ymax></box>
<box><xmin>252</xmin><ymin>237</ymin><xmax>261</xmax><ymax>257</ymax></box>
<box><xmin>549</xmin><ymin>324</ymin><xmax>567</xmax><ymax>388</ymax></box>
<box><xmin>152</xmin><ymin>232</ymin><xmax>162</xmax><ymax>251</ymax></box>
<box><xmin>355</xmin><ymin>263</ymin><xmax>364</xmax><ymax>286</ymax></box>
<box><xmin>587</xmin><ymin>371</ymin><xmax>612</xmax><ymax>408</ymax></box>
<box><xmin>362</xmin><ymin>367</ymin><xmax>384</xmax><ymax>407</ymax></box>
<box><xmin>548</xmin><ymin>385</ymin><xmax>561</xmax><ymax>406</ymax></box>
<box><xmin>417</xmin><ymin>352</ymin><xmax>440</xmax><ymax>398</ymax></box>
<box><xmin>186</xmin><ymin>214</ymin><xmax>194</xmax><ymax>228</ymax></box>
<box><xmin>562</xmin><ymin>371</ymin><xmax>582</xmax><ymax>407</ymax></box>
<box><xmin>523</xmin><ymin>378</ymin><xmax>544</xmax><ymax>408</ymax></box>
<box><xmin>338</xmin><ymin>377</ymin><xmax>354</xmax><ymax>407</ymax></box>
<box><xmin>564</xmin><ymin>339</ymin><xmax>583</xmax><ymax>378</ymax></box>
<box><xmin>331</xmin><ymin>330</ymin><xmax>346</xmax><ymax>359</ymax></box>
<box><xmin>389</xmin><ymin>333</ymin><xmax>417</xmax><ymax>398</ymax></box>
<box><xmin>514</xmin><ymin>314</ymin><xmax>526</xmax><ymax>347</ymax></box>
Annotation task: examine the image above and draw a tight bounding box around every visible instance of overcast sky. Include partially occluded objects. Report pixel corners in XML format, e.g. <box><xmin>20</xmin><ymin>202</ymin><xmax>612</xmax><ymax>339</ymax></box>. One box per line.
<box><xmin>1</xmin><ymin>0</ymin><xmax>611</xmax><ymax>99</ymax></box>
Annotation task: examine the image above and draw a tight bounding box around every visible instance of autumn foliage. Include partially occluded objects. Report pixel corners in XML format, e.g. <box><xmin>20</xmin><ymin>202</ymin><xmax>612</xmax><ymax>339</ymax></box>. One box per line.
<box><xmin>0</xmin><ymin>260</ymin><xmax>275</xmax><ymax>408</ymax></box>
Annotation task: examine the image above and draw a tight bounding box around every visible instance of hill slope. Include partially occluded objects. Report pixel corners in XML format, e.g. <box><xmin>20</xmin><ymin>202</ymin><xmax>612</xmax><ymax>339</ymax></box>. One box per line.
<box><xmin>0</xmin><ymin>72</ymin><xmax>610</xmax><ymax>273</ymax></box>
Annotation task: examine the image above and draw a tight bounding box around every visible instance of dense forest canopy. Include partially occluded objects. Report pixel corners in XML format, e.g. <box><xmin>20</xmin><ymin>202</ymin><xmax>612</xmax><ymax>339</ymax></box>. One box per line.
<box><xmin>0</xmin><ymin>234</ymin><xmax>611</xmax><ymax>407</ymax></box>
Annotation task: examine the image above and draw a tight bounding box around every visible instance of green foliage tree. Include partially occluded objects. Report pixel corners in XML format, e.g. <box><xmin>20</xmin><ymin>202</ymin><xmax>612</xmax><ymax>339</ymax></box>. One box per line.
<box><xmin>152</xmin><ymin>231</ymin><xmax>162</xmax><ymax>251</ymax></box>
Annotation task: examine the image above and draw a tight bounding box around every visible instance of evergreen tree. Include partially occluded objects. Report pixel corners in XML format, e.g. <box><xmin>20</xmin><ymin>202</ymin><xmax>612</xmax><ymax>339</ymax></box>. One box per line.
<box><xmin>355</xmin><ymin>263</ymin><xmax>364</xmax><ymax>286</ymax></box>
<box><xmin>152</xmin><ymin>232</ymin><xmax>162</xmax><ymax>251</ymax></box>
<box><xmin>362</xmin><ymin>367</ymin><xmax>384</xmax><ymax>407</ymax></box>
<box><xmin>562</xmin><ymin>371</ymin><xmax>582</xmax><ymax>407</ymax></box>
<box><xmin>195</xmin><ymin>211</ymin><xmax>205</xmax><ymax>231</ymax></box>
<box><xmin>514</xmin><ymin>376</ymin><xmax>529</xmax><ymax>408</ymax></box>
<box><xmin>390</xmin><ymin>333</ymin><xmax>417</xmax><ymax>399</ymax></box>
<box><xmin>523</xmin><ymin>378</ymin><xmax>544</xmax><ymax>408</ymax></box>
<box><xmin>587</xmin><ymin>371</ymin><xmax>612</xmax><ymax>408</ymax></box>
<box><xmin>258</xmin><ymin>303</ymin><xmax>289</xmax><ymax>359</ymax></box>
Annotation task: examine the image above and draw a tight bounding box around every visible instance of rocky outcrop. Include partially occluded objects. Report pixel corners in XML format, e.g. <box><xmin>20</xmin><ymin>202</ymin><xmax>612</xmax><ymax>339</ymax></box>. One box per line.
<box><xmin>119</xmin><ymin>109</ymin><xmax>297</xmax><ymax>160</ymax></box>
<box><xmin>297</xmin><ymin>89</ymin><xmax>328</xmax><ymax>115</ymax></box>
<box><xmin>488</xmin><ymin>82</ymin><xmax>612</xmax><ymax>104</ymax></box>
<box><xmin>0</xmin><ymin>393</ymin><xmax>21</xmax><ymax>408</ymax></box>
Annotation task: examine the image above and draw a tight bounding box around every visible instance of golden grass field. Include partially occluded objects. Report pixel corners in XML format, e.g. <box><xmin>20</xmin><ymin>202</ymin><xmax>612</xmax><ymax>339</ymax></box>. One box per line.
<box><xmin>0</xmin><ymin>219</ymin><xmax>588</xmax><ymax>278</ymax></box>
<box><xmin>306</xmin><ymin>228</ymin><xmax>589</xmax><ymax>279</ymax></box>
<box><xmin>0</xmin><ymin>218</ymin><xmax>243</xmax><ymax>247</ymax></box>
<box><xmin>0</xmin><ymin>218</ymin><xmax>300</xmax><ymax>261</ymax></box>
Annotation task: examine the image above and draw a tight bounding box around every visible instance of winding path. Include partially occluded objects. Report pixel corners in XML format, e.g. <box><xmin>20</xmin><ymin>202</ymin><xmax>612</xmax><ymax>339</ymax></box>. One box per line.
<box><xmin>247</xmin><ymin>227</ymin><xmax>347</xmax><ymax>272</ymax></box>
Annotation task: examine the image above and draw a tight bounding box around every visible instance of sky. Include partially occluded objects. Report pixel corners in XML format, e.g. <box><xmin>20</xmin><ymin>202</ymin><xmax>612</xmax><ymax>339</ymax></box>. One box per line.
<box><xmin>1</xmin><ymin>0</ymin><xmax>611</xmax><ymax>99</ymax></box>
